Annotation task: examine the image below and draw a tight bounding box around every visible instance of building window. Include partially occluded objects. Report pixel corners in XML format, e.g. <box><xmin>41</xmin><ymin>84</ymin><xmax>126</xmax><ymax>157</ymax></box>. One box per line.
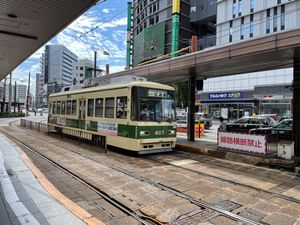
<box><xmin>233</xmin><ymin>0</ymin><xmax>237</xmax><ymax>18</ymax></box>
<box><xmin>277</xmin><ymin>0</ymin><xmax>281</xmax><ymax>4</ymax></box>
<box><xmin>80</xmin><ymin>67</ymin><xmax>83</xmax><ymax>70</ymax></box>
<box><xmin>105</xmin><ymin>98</ymin><xmax>115</xmax><ymax>118</ymax></box>
<box><xmin>266</xmin><ymin>9</ymin><xmax>270</xmax><ymax>34</ymax></box>
<box><xmin>95</xmin><ymin>98</ymin><xmax>104</xmax><ymax>117</ymax></box>
<box><xmin>156</xmin><ymin>14</ymin><xmax>159</xmax><ymax>23</ymax></box>
<box><xmin>87</xmin><ymin>99</ymin><xmax>94</xmax><ymax>117</ymax></box>
<box><xmin>238</xmin><ymin>0</ymin><xmax>242</xmax><ymax>16</ymax></box>
<box><xmin>229</xmin><ymin>21</ymin><xmax>233</xmax><ymax>42</ymax></box>
<box><xmin>250</xmin><ymin>14</ymin><xmax>254</xmax><ymax>37</ymax></box>
<box><xmin>250</xmin><ymin>0</ymin><xmax>254</xmax><ymax>13</ymax></box>
<box><xmin>116</xmin><ymin>97</ymin><xmax>127</xmax><ymax>119</ymax></box>
<box><xmin>149</xmin><ymin>16</ymin><xmax>154</xmax><ymax>25</ymax></box>
<box><xmin>240</xmin><ymin>17</ymin><xmax>244</xmax><ymax>40</ymax></box>
<box><xmin>281</xmin><ymin>5</ymin><xmax>285</xmax><ymax>30</ymax></box>
<box><xmin>273</xmin><ymin>7</ymin><xmax>278</xmax><ymax>32</ymax></box>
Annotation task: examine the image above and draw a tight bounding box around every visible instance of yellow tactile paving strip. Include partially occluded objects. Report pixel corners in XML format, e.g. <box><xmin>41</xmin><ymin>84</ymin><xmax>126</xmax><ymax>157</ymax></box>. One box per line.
<box><xmin>21</xmin><ymin>153</ymin><xmax>106</xmax><ymax>225</ymax></box>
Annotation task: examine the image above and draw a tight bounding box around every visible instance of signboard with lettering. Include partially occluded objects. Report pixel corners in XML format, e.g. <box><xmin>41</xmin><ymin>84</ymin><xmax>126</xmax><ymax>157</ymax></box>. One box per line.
<box><xmin>208</xmin><ymin>92</ymin><xmax>243</xmax><ymax>100</ymax></box>
<box><xmin>97</xmin><ymin>122</ymin><xmax>118</xmax><ymax>136</ymax></box>
<box><xmin>218</xmin><ymin>132</ymin><xmax>267</xmax><ymax>155</ymax></box>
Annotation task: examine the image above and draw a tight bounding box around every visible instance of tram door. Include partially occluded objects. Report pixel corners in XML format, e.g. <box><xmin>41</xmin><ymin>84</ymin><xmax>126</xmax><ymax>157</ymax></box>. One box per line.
<box><xmin>79</xmin><ymin>98</ymin><xmax>86</xmax><ymax>128</ymax></box>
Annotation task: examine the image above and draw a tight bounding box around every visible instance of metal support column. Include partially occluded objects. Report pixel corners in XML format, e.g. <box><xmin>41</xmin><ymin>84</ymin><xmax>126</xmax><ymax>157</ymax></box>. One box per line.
<box><xmin>187</xmin><ymin>69</ymin><xmax>196</xmax><ymax>142</ymax></box>
<box><xmin>293</xmin><ymin>50</ymin><xmax>300</xmax><ymax>157</ymax></box>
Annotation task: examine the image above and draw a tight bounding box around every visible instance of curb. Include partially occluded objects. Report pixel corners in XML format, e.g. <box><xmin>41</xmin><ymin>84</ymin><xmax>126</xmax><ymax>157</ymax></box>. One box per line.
<box><xmin>21</xmin><ymin>153</ymin><xmax>106</xmax><ymax>225</ymax></box>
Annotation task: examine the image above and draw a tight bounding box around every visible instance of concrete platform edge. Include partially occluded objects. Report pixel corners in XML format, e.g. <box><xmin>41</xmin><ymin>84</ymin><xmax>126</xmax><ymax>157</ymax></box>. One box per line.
<box><xmin>176</xmin><ymin>143</ymin><xmax>298</xmax><ymax>169</ymax></box>
<box><xmin>20</xmin><ymin>153</ymin><xmax>106</xmax><ymax>225</ymax></box>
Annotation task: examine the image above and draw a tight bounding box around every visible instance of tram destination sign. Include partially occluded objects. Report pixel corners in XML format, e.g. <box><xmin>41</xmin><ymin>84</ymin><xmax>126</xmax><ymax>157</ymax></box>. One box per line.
<box><xmin>208</xmin><ymin>92</ymin><xmax>243</xmax><ymax>100</ymax></box>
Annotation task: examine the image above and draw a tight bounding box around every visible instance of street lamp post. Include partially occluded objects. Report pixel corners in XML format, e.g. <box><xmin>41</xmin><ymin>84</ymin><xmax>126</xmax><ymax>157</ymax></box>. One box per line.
<box><xmin>93</xmin><ymin>50</ymin><xmax>110</xmax><ymax>78</ymax></box>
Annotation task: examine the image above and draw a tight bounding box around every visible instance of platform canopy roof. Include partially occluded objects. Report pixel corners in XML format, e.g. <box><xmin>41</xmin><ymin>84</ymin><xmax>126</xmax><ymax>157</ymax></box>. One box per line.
<box><xmin>0</xmin><ymin>0</ymin><xmax>99</xmax><ymax>79</ymax></box>
<box><xmin>108</xmin><ymin>29</ymin><xmax>300</xmax><ymax>83</ymax></box>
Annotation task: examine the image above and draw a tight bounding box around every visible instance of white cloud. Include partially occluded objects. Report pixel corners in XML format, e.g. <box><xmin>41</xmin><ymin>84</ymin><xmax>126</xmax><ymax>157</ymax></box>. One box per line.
<box><xmin>102</xmin><ymin>8</ymin><xmax>110</xmax><ymax>14</ymax></box>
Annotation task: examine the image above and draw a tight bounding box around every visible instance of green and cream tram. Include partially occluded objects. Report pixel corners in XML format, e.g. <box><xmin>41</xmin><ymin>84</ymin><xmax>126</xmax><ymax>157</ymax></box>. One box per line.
<box><xmin>48</xmin><ymin>81</ymin><xmax>176</xmax><ymax>154</ymax></box>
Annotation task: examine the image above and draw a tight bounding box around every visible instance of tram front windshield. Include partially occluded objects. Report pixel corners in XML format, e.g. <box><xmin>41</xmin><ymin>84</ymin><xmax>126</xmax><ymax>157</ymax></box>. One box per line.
<box><xmin>131</xmin><ymin>87</ymin><xmax>175</xmax><ymax>122</ymax></box>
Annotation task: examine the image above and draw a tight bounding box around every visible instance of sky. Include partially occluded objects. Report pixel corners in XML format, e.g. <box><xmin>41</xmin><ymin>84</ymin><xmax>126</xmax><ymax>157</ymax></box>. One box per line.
<box><xmin>12</xmin><ymin>0</ymin><xmax>128</xmax><ymax>95</ymax></box>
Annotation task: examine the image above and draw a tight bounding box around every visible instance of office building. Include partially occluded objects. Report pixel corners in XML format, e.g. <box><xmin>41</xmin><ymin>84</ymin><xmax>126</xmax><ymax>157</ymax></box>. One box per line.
<box><xmin>128</xmin><ymin>0</ymin><xmax>216</xmax><ymax>67</ymax></box>
<box><xmin>35</xmin><ymin>73</ymin><xmax>44</xmax><ymax>108</ymax></box>
<box><xmin>196</xmin><ymin>0</ymin><xmax>300</xmax><ymax>118</ymax></box>
<box><xmin>216</xmin><ymin>0</ymin><xmax>300</xmax><ymax>45</ymax></box>
<box><xmin>43</xmin><ymin>45</ymin><xmax>78</xmax><ymax>87</ymax></box>
<box><xmin>72</xmin><ymin>59</ymin><xmax>94</xmax><ymax>85</ymax></box>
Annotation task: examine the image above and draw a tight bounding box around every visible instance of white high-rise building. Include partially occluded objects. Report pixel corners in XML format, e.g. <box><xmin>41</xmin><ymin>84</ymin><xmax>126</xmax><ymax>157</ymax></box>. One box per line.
<box><xmin>72</xmin><ymin>59</ymin><xmax>94</xmax><ymax>85</ymax></box>
<box><xmin>43</xmin><ymin>45</ymin><xmax>78</xmax><ymax>87</ymax></box>
<box><xmin>216</xmin><ymin>0</ymin><xmax>300</xmax><ymax>45</ymax></box>
<box><xmin>198</xmin><ymin>0</ymin><xmax>300</xmax><ymax>118</ymax></box>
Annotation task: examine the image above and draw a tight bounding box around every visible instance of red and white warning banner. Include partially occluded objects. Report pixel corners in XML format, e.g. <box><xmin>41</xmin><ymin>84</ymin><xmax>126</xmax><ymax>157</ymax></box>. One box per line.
<box><xmin>218</xmin><ymin>132</ymin><xmax>267</xmax><ymax>155</ymax></box>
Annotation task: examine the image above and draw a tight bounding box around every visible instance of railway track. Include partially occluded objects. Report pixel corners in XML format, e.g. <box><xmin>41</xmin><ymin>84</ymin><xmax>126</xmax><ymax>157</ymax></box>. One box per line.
<box><xmin>1</xmin><ymin>122</ymin><xmax>266</xmax><ymax>225</ymax></box>
<box><xmin>1</xmin><ymin>123</ymin><xmax>155</xmax><ymax>225</ymax></box>
<box><xmin>143</xmin><ymin>153</ymin><xmax>300</xmax><ymax>205</ymax></box>
<box><xmin>20</xmin><ymin>120</ymin><xmax>300</xmax><ymax>207</ymax></box>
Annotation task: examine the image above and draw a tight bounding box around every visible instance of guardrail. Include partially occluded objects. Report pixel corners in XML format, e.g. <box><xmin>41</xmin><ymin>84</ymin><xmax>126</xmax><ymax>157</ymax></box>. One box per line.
<box><xmin>20</xmin><ymin>119</ymin><xmax>106</xmax><ymax>148</ymax></box>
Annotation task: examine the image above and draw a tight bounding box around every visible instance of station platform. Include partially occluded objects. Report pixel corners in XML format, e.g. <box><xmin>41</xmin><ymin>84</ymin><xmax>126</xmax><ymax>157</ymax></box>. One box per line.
<box><xmin>0</xmin><ymin>133</ymin><xmax>104</xmax><ymax>225</ymax></box>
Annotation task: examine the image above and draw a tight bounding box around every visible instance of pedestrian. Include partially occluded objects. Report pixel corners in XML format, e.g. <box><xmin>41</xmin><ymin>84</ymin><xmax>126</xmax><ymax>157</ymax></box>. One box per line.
<box><xmin>34</xmin><ymin>110</ymin><xmax>36</xmax><ymax>116</ymax></box>
<box><xmin>218</xmin><ymin>116</ymin><xmax>227</xmax><ymax>132</ymax></box>
<box><xmin>40</xmin><ymin>111</ymin><xmax>43</xmax><ymax>116</ymax></box>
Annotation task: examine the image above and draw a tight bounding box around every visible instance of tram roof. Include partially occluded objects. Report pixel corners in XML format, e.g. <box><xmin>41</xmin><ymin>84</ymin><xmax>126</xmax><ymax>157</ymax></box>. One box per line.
<box><xmin>49</xmin><ymin>81</ymin><xmax>175</xmax><ymax>98</ymax></box>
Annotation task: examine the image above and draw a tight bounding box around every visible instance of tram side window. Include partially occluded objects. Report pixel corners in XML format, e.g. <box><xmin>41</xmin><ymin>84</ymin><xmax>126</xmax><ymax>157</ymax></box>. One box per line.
<box><xmin>53</xmin><ymin>101</ymin><xmax>57</xmax><ymax>114</ymax></box>
<box><xmin>105</xmin><ymin>98</ymin><xmax>115</xmax><ymax>118</ymax></box>
<box><xmin>71</xmin><ymin>100</ymin><xmax>77</xmax><ymax>115</ymax></box>
<box><xmin>95</xmin><ymin>98</ymin><xmax>104</xmax><ymax>117</ymax></box>
<box><xmin>87</xmin><ymin>99</ymin><xmax>94</xmax><ymax>117</ymax></box>
<box><xmin>57</xmin><ymin>101</ymin><xmax>61</xmax><ymax>114</ymax></box>
<box><xmin>66</xmin><ymin>100</ymin><xmax>71</xmax><ymax>115</ymax></box>
<box><xmin>61</xmin><ymin>101</ymin><xmax>66</xmax><ymax>115</ymax></box>
<box><xmin>116</xmin><ymin>97</ymin><xmax>127</xmax><ymax>119</ymax></box>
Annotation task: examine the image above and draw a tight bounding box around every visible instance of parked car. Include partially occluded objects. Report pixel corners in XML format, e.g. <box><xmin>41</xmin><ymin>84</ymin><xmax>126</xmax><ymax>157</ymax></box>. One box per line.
<box><xmin>226</xmin><ymin>116</ymin><xmax>277</xmax><ymax>133</ymax></box>
<box><xmin>257</xmin><ymin>114</ymin><xmax>280</xmax><ymax>121</ymax></box>
<box><xmin>249</xmin><ymin>119</ymin><xmax>293</xmax><ymax>141</ymax></box>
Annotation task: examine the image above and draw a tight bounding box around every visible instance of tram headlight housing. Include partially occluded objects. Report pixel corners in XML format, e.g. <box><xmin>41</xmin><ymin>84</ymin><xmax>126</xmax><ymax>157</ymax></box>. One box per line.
<box><xmin>140</xmin><ymin>131</ymin><xmax>149</xmax><ymax>136</ymax></box>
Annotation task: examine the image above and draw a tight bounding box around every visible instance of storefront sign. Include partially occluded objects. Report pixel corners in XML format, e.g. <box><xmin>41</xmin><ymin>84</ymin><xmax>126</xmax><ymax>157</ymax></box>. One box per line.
<box><xmin>209</xmin><ymin>92</ymin><xmax>243</xmax><ymax>100</ymax></box>
<box><xmin>218</xmin><ymin>132</ymin><xmax>267</xmax><ymax>155</ymax></box>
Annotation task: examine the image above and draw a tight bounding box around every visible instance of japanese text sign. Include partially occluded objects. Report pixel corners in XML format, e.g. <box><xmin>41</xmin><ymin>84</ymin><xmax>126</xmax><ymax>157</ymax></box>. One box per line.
<box><xmin>218</xmin><ymin>132</ymin><xmax>267</xmax><ymax>155</ymax></box>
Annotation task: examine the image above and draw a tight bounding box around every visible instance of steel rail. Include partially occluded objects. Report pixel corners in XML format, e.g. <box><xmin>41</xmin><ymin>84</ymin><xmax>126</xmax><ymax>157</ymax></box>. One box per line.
<box><xmin>0</xmin><ymin>127</ymin><xmax>155</xmax><ymax>225</ymax></box>
<box><xmin>8</xmin><ymin>123</ymin><xmax>265</xmax><ymax>225</ymax></box>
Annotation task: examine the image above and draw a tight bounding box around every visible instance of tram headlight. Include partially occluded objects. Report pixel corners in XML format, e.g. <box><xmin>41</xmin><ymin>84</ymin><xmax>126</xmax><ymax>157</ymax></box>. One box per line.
<box><xmin>168</xmin><ymin>130</ymin><xmax>175</xmax><ymax>135</ymax></box>
<box><xmin>140</xmin><ymin>131</ymin><xmax>149</xmax><ymax>136</ymax></box>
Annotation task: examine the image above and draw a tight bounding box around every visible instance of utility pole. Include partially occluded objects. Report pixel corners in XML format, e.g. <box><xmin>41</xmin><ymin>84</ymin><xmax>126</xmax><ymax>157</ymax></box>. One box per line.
<box><xmin>26</xmin><ymin>72</ymin><xmax>30</xmax><ymax>116</ymax></box>
<box><xmin>94</xmin><ymin>50</ymin><xmax>97</xmax><ymax>78</ymax></box>
<box><xmin>2</xmin><ymin>77</ymin><xmax>7</xmax><ymax>112</ymax></box>
<box><xmin>14</xmin><ymin>81</ymin><xmax>17</xmax><ymax>113</ymax></box>
<box><xmin>8</xmin><ymin>73</ymin><xmax>12</xmax><ymax>113</ymax></box>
